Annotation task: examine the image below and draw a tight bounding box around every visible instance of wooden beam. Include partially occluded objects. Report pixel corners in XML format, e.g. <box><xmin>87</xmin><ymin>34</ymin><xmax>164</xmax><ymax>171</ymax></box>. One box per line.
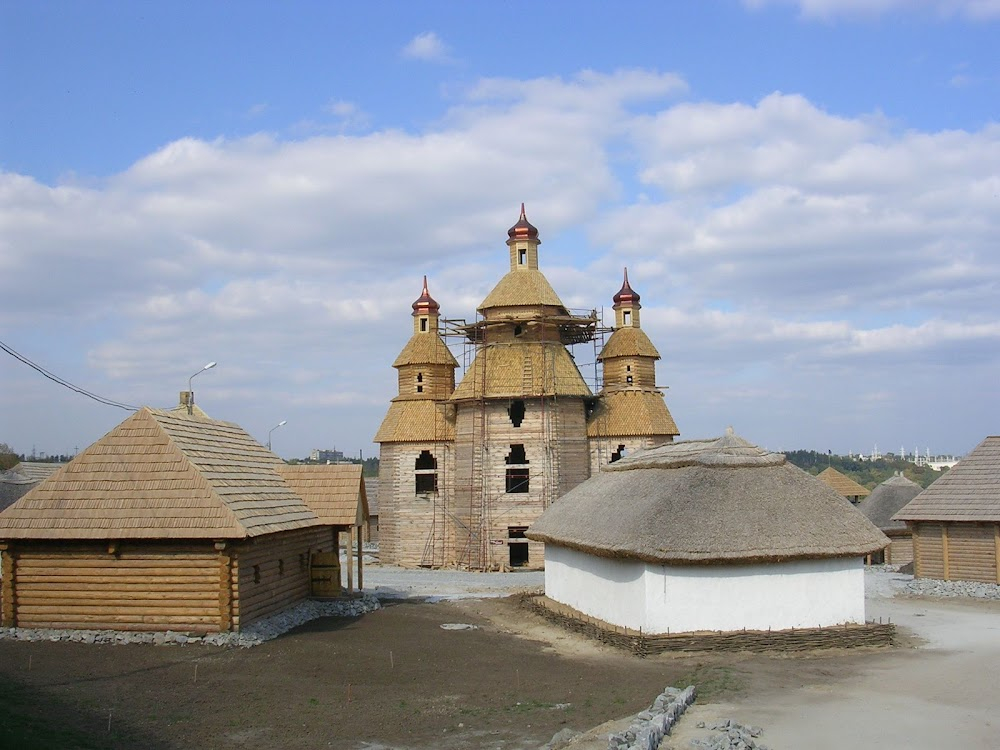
<box><xmin>218</xmin><ymin>548</ymin><xmax>233</xmax><ymax>632</ymax></box>
<box><xmin>1</xmin><ymin>547</ymin><xmax>15</xmax><ymax>628</ymax></box>
<box><xmin>346</xmin><ymin>527</ymin><xmax>354</xmax><ymax>593</ymax></box>
<box><xmin>995</xmin><ymin>524</ymin><xmax>1000</xmax><ymax>586</ymax></box>
<box><xmin>913</xmin><ymin>523</ymin><xmax>922</xmax><ymax>577</ymax></box>
<box><xmin>357</xmin><ymin>525</ymin><xmax>364</xmax><ymax>591</ymax></box>
<box><xmin>942</xmin><ymin>523</ymin><xmax>950</xmax><ymax>581</ymax></box>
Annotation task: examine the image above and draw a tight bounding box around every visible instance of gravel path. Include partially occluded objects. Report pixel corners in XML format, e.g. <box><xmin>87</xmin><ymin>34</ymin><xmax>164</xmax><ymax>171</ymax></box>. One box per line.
<box><xmin>362</xmin><ymin>563</ymin><xmax>544</xmax><ymax>601</ymax></box>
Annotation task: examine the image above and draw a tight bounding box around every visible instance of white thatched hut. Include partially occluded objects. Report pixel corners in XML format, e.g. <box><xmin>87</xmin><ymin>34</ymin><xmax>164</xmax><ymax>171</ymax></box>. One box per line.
<box><xmin>526</xmin><ymin>431</ymin><xmax>888</xmax><ymax>634</ymax></box>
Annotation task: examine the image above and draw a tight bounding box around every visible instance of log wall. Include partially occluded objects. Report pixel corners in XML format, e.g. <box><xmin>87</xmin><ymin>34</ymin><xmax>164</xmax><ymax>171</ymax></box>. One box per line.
<box><xmin>912</xmin><ymin>522</ymin><xmax>998</xmax><ymax>584</ymax></box>
<box><xmin>3</xmin><ymin>542</ymin><xmax>222</xmax><ymax>632</ymax></box>
<box><xmin>887</xmin><ymin>535</ymin><xmax>913</xmax><ymax>566</ymax></box>
<box><xmin>232</xmin><ymin>526</ymin><xmax>335</xmax><ymax>629</ymax></box>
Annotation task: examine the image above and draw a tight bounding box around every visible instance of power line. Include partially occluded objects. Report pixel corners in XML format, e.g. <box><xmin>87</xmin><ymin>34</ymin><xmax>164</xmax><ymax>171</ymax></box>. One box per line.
<box><xmin>0</xmin><ymin>339</ymin><xmax>139</xmax><ymax>411</ymax></box>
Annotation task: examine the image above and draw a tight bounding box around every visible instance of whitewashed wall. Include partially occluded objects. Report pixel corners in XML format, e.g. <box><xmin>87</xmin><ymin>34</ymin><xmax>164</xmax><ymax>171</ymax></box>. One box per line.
<box><xmin>544</xmin><ymin>545</ymin><xmax>866</xmax><ymax>633</ymax></box>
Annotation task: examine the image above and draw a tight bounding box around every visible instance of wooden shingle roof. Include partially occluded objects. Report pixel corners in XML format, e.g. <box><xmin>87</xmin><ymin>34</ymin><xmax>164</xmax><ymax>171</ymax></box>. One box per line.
<box><xmin>598</xmin><ymin>327</ymin><xmax>660</xmax><ymax>360</ymax></box>
<box><xmin>478</xmin><ymin>270</ymin><xmax>567</xmax><ymax>312</ymax></box>
<box><xmin>817</xmin><ymin>467</ymin><xmax>871</xmax><ymax>498</ymax></box>
<box><xmin>894</xmin><ymin>436</ymin><xmax>1000</xmax><ymax>522</ymax></box>
<box><xmin>276</xmin><ymin>464</ymin><xmax>368</xmax><ymax>527</ymax></box>
<box><xmin>450</xmin><ymin>343</ymin><xmax>591</xmax><ymax>400</ymax></box>
<box><xmin>527</xmin><ymin>432</ymin><xmax>888</xmax><ymax>564</ymax></box>
<box><xmin>392</xmin><ymin>332</ymin><xmax>459</xmax><ymax>368</ymax></box>
<box><xmin>9</xmin><ymin>461</ymin><xmax>66</xmax><ymax>481</ymax></box>
<box><xmin>587</xmin><ymin>390</ymin><xmax>679</xmax><ymax>438</ymax></box>
<box><xmin>0</xmin><ymin>408</ymin><xmax>321</xmax><ymax>540</ymax></box>
<box><xmin>374</xmin><ymin>400</ymin><xmax>456</xmax><ymax>443</ymax></box>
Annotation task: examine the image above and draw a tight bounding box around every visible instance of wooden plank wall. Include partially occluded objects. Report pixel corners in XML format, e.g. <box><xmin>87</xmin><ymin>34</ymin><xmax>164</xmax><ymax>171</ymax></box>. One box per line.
<box><xmin>6</xmin><ymin>543</ymin><xmax>221</xmax><ymax>632</ymax></box>
<box><xmin>233</xmin><ymin>526</ymin><xmax>335</xmax><ymax>629</ymax></box>
<box><xmin>913</xmin><ymin>522</ymin><xmax>998</xmax><ymax>583</ymax></box>
<box><xmin>888</xmin><ymin>535</ymin><xmax>914</xmax><ymax>566</ymax></box>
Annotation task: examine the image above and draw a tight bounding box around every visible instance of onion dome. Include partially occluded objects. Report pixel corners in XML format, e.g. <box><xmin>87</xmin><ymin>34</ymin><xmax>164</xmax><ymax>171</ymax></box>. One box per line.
<box><xmin>613</xmin><ymin>268</ymin><xmax>640</xmax><ymax>307</ymax></box>
<box><xmin>507</xmin><ymin>203</ymin><xmax>539</xmax><ymax>241</ymax></box>
<box><xmin>411</xmin><ymin>275</ymin><xmax>440</xmax><ymax>316</ymax></box>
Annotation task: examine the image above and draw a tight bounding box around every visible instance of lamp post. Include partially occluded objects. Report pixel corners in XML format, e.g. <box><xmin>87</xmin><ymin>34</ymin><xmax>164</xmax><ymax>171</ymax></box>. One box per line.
<box><xmin>267</xmin><ymin>420</ymin><xmax>287</xmax><ymax>451</ymax></box>
<box><xmin>187</xmin><ymin>361</ymin><xmax>217</xmax><ymax>415</ymax></box>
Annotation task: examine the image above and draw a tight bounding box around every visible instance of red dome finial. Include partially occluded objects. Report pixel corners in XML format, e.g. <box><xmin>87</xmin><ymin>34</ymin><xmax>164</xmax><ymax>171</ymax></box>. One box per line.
<box><xmin>412</xmin><ymin>275</ymin><xmax>440</xmax><ymax>315</ymax></box>
<box><xmin>507</xmin><ymin>203</ymin><xmax>539</xmax><ymax>241</ymax></box>
<box><xmin>613</xmin><ymin>267</ymin><xmax>640</xmax><ymax>306</ymax></box>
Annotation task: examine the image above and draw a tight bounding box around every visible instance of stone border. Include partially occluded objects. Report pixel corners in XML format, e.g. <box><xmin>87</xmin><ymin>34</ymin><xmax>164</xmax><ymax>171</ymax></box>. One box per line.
<box><xmin>608</xmin><ymin>685</ymin><xmax>697</xmax><ymax>750</ymax></box>
<box><xmin>521</xmin><ymin>594</ymin><xmax>895</xmax><ymax>656</ymax></box>
<box><xmin>0</xmin><ymin>593</ymin><xmax>381</xmax><ymax>648</ymax></box>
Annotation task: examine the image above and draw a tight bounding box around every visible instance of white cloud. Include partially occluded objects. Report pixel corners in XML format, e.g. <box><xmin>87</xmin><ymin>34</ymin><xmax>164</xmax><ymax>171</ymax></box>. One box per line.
<box><xmin>742</xmin><ymin>0</ymin><xmax>1000</xmax><ymax>19</ymax></box>
<box><xmin>2</xmin><ymin>69</ymin><xmax>998</xmax><ymax>460</ymax></box>
<box><xmin>401</xmin><ymin>31</ymin><xmax>451</xmax><ymax>62</ymax></box>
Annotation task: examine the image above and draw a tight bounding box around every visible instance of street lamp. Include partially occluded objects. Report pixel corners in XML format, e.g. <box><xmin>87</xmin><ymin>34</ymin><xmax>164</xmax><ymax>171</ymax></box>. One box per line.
<box><xmin>267</xmin><ymin>420</ymin><xmax>287</xmax><ymax>451</ymax></box>
<box><xmin>187</xmin><ymin>361</ymin><xmax>217</xmax><ymax>415</ymax></box>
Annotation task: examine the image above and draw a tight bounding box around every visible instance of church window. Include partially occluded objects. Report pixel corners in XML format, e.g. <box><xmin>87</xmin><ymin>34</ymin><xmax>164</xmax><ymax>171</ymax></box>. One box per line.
<box><xmin>505</xmin><ymin>444</ymin><xmax>529</xmax><ymax>493</ymax></box>
<box><xmin>420</xmin><ymin>317</ymin><xmax>428</xmax><ymax>332</ymax></box>
<box><xmin>415</xmin><ymin>450</ymin><xmax>437</xmax><ymax>494</ymax></box>
<box><xmin>626</xmin><ymin>375</ymin><xmax>633</xmax><ymax>384</ymax></box>
<box><xmin>416</xmin><ymin>372</ymin><xmax>424</xmax><ymax>393</ymax></box>
<box><xmin>508</xmin><ymin>399</ymin><xmax>526</xmax><ymax>427</ymax></box>
<box><xmin>514</xmin><ymin>324</ymin><xmax>523</xmax><ymax>337</ymax></box>
<box><xmin>623</xmin><ymin>310</ymin><xmax>631</xmax><ymax>325</ymax></box>
<box><xmin>611</xmin><ymin>444</ymin><xmax>627</xmax><ymax>463</ymax></box>
<box><xmin>519</xmin><ymin>248</ymin><xmax>527</xmax><ymax>265</ymax></box>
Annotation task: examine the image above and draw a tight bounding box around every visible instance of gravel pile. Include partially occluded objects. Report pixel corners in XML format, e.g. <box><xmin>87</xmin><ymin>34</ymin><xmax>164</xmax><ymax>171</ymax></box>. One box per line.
<box><xmin>904</xmin><ymin>578</ymin><xmax>1000</xmax><ymax>600</ymax></box>
<box><xmin>0</xmin><ymin>593</ymin><xmax>381</xmax><ymax>648</ymax></box>
<box><xmin>688</xmin><ymin>720</ymin><xmax>768</xmax><ymax>750</ymax></box>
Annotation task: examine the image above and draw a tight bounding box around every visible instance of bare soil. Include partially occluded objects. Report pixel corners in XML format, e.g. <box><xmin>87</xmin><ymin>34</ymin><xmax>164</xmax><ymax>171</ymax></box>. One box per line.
<box><xmin>0</xmin><ymin>596</ymin><xmax>901</xmax><ymax>750</ymax></box>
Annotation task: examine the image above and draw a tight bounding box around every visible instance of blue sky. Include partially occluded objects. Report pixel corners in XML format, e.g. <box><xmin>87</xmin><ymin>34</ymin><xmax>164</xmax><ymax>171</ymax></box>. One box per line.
<box><xmin>1</xmin><ymin>0</ymin><xmax>998</xmax><ymax>460</ymax></box>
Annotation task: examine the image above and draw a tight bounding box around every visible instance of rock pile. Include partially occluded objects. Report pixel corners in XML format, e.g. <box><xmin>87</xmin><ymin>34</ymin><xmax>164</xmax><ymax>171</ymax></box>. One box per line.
<box><xmin>0</xmin><ymin>593</ymin><xmax>381</xmax><ymax>647</ymax></box>
<box><xmin>689</xmin><ymin>719</ymin><xmax>768</xmax><ymax>750</ymax></box>
<box><xmin>607</xmin><ymin>685</ymin><xmax>697</xmax><ymax>750</ymax></box>
<box><xmin>905</xmin><ymin>578</ymin><xmax>1000</xmax><ymax>601</ymax></box>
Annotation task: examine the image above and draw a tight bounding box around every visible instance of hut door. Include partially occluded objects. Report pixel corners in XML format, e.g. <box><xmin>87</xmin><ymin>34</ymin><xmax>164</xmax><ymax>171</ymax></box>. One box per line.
<box><xmin>508</xmin><ymin>527</ymin><xmax>529</xmax><ymax>567</ymax></box>
<box><xmin>310</xmin><ymin>552</ymin><xmax>341</xmax><ymax>597</ymax></box>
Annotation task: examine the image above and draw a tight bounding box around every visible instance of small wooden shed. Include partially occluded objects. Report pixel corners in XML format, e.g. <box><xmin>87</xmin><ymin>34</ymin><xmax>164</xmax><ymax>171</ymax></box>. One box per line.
<box><xmin>0</xmin><ymin>407</ymin><xmax>334</xmax><ymax>633</ymax></box>
<box><xmin>275</xmin><ymin>464</ymin><xmax>369</xmax><ymax>592</ymax></box>
<box><xmin>857</xmin><ymin>474</ymin><xmax>922</xmax><ymax>565</ymax></box>
<box><xmin>817</xmin><ymin>467</ymin><xmax>871</xmax><ymax>504</ymax></box>
<box><xmin>894</xmin><ymin>436</ymin><xmax>1000</xmax><ymax>584</ymax></box>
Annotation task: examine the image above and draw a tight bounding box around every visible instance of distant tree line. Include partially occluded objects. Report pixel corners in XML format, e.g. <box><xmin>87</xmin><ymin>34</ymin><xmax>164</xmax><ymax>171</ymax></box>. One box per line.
<box><xmin>784</xmin><ymin>450</ymin><xmax>946</xmax><ymax>489</ymax></box>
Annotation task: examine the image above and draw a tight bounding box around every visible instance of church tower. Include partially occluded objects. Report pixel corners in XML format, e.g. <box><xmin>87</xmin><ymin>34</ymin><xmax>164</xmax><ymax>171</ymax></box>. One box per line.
<box><xmin>587</xmin><ymin>269</ymin><xmax>678</xmax><ymax>471</ymax></box>
<box><xmin>374</xmin><ymin>277</ymin><xmax>458</xmax><ymax>566</ymax></box>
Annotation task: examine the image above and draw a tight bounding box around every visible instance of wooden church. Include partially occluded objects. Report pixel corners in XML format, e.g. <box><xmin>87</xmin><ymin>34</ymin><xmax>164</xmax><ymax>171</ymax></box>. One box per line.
<box><xmin>375</xmin><ymin>207</ymin><xmax>678</xmax><ymax>570</ymax></box>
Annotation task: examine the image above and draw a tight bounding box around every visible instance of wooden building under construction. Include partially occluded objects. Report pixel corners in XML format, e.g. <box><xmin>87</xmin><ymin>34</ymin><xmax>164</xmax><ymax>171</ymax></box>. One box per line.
<box><xmin>0</xmin><ymin>407</ymin><xmax>339</xmax><ymax>633</ymax></box>
<box><xmin>375</xmin><ymin>207</ymin><xmax>679</xmax><ymax>570</ymax></box>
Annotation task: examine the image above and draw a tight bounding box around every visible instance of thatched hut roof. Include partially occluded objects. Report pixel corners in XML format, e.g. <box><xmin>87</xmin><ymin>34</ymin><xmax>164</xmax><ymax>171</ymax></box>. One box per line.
<box><xmin>276</xmin><ymin>464</ymin><xmax>368</xmax><ymax>527</ymax></box>
<box><xmin>894</xmin><ymin>436</ymin><xmax>1000</xmax><ymax>523</ymax></box>
<box><xmin>598</xmin><ymin>327</ymin><xmax>660</xmax><ymax>360</ymax></box>
<box><xmin>858</xmin><ymin>474</ymin><xmax>923</xmax><ymax>532</ymax></box>
<box><xmin>817</xmin><ymin>467</ymin><xmax>871</xmax><ymax>498</ymax></box>
<box><xmin>526</xmin><ymin>431</ymin><xmax>888</xmax><ymax>565</ymax></box>
<box><xmin>374</xmin><ymin>400</ymin><xmax>455</xmax><ymax>443</ymax></box>
<box><xmin>586</xmin><ymin>390</ymin><xmax>679</xmax><ymax>438</ymax></box>
<box><xmin>0</xmin><ymin>408</ymin><xmax>321</xmax><ymax>540</ymax></box>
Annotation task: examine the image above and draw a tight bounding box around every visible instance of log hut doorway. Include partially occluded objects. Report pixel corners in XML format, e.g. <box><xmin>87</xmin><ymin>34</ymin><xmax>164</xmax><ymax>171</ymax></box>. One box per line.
<box><xmin>508</xmin><ymin>526</ymin><xmax>529</xmax><ymax>567</ymax></box>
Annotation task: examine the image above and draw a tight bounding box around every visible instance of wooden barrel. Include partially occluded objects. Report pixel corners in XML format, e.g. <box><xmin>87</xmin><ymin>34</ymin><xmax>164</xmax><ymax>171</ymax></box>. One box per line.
<box><xmin>310</xmin><ymin>552</ymin><xmax>341</xmax><ymax>597</ymax></box>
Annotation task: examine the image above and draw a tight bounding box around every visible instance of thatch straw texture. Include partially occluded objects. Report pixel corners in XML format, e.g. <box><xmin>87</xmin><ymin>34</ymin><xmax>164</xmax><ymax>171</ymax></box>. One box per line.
<box><xmin>374</xmin><ymin>400</ymin><xmax>455</xmax><ymax>443</ymax></box>
<box><xmin>894</xmin><ymin>436</ymin><xmax>1000</xmax><ymax>522</ymax></box>
<box><xmin>0</xmin><ymin>408</ymin><xmax>320</xmax><ymax>540</ymax></box>
<box><xmin>450</xmin><ymin>343</ymin><xmax>591</xmax><ymax>400</ymax></box>
<box><xmin>276</xmin><ymin>464</ymin><xmax>368</xmax><ymax>527</ymax></box>
<box><xmin>817</xmin><ymin>467</ymin><xmax>871</xmax><ymax>498</ymax></box>
<box><xmin>392</xmin><ymin>332</ymin><xmax>459</xmax><ymax>368</ymax></box>
<box><xmin>858</xmin><ymin>474</ymin><xmax>923</xmax><ymax>532</ymax></box>
<box><xmin>586</xmin><ymin>390</ymin><xmax>679</xmax><ymax>438</ymax></box>
<box><xmin>527</xmin><ymin>432</ymin><xmax>888</xmax><ymax>564</ymax></box>
<box><xmin>598</xmin><ymin>327</ymin><xmax>660</xmax><ymax>360</ymax></box>
<box><xmin>478</xmin><ymin>269</ymin><xmax>567</xmax><ymax>311</ymax></box>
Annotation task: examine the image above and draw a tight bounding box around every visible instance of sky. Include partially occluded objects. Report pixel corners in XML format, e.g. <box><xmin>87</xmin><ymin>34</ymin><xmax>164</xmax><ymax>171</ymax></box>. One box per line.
<box><xmin>1</xmin><ymin>0</ymin><xmax>998</xmax><ymax>462</ymax></box>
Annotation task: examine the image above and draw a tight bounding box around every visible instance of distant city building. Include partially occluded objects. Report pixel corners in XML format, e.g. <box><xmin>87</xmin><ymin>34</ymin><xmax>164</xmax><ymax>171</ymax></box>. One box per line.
<box><xmin>310</xmin><ymin>449</ymin><xmax>345</xmax><ymax>464</ymax></box>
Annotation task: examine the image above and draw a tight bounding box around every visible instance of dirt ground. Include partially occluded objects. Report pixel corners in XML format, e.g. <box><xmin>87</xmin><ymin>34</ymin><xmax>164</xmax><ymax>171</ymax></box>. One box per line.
<box><xmin>0</xmin><ymin>594</ymin><xmax>904</xmax><ymax>750</ymax></box>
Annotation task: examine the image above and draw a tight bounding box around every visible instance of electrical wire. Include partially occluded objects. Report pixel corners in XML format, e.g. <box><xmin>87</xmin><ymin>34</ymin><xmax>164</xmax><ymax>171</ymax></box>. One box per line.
<box><xmin>0</xmin><ymin>338</ymin><xmax>139</xmax><ymax>411</ymax></box>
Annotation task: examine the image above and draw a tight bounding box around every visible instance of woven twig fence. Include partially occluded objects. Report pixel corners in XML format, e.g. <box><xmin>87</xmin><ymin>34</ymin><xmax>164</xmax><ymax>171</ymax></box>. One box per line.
<box><xmin>520</xmin><ymin>594</ymin><xmax>895</xmax><ymax>657</ymax></box>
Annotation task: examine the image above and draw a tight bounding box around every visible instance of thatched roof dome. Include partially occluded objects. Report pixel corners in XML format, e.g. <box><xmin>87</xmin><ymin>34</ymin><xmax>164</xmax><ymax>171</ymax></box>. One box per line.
<box><xmin>858</xmin><ymin>474</ymin><xmax>923</xmax><ymax>532</ymax></box>
<box><xmin>526</xmin><ymin>431</ymin><xmax>888</xmax><ymax>565</ymax></box>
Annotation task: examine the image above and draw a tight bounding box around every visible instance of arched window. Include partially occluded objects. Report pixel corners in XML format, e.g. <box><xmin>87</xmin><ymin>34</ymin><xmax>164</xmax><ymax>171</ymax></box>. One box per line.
<box><xmin>508</xmin><ymin>400</ymin><xmax>526</xmax><ymax>427</ymax></box>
